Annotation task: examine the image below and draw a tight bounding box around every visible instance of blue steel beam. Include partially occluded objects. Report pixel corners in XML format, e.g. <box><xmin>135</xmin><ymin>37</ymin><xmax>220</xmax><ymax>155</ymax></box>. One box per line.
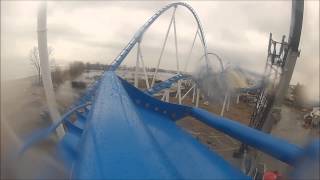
<box><xmin>190</xmin><ymin>108</ymin><xmax>302</xmax><ymax>165</ymax></box>
<box><xmin>70</xmin><ymin>71</ymin><xmax>250</xmax><ymax>179</ymax></box>
<box><xmin>145</xmin><ymin>73</ymin><xmax>191</xmax><ymax>95</ymax></box>
<box><xmin>61</xmin><ymin>71</ymin><xmax>306</xmax><ymax>179</ymax></box>
<box><xmin>121</xmin><ymin>73</ymin><xmax>304</xmax><ymax>165</ymax></box>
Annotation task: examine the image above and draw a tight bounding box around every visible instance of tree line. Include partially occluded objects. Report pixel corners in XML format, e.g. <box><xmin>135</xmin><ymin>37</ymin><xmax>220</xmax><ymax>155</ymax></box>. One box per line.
<box><xmin>29</xmin><ymin>46</ymin><xmax>102</xmax><ymax>88</ymax></box>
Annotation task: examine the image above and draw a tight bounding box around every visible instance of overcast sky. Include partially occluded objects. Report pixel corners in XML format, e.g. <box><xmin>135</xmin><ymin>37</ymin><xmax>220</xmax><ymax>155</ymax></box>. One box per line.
<box><xmin>1</xmin><ymin>1</ymin><xmax>319</xmax><ymax>100</ymax></box>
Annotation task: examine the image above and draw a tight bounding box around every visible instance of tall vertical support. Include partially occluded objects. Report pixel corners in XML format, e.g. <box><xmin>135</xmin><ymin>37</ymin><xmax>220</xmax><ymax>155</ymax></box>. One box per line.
<box><xmin>196</xmin><ymin>88</ymin><xmax>200</xmax><ymax>107</ymax></box>
<box><xmin>221</xmin><ymin>92</ymin><xmax>228</xmax><ymax>116</ymax></box>
<box><xmin>173</xmin><ymin>5</ymin><xmax>180</xmax><ymax>72</ymax></box>
<box><xmin>161</xmin><ymin>90</ymin><xmax>170</xmax><ymax>102</ymax></box>
<box><xmin>165</xmin><ymin>89</ymin><xmax>170</xmax><ymax>102</ymax></box>
<box><xmin>181</xmin><ymin>84</ymin><xmax>196</xmax><ymax>101</ymax></box>
<box><xmin>138</xmin><ymin>45</ymin><xmax>150</xmax><ymax>89</ymax></box>
<box><xmin>192</xmin><ymin>86</ymin><xmax>196</xmax><ymax>103</ymax></box>
<box><xmin>262</xmin><ymin>0</ymin><xmax>304</xmax><ymax>133</ymax></box>
<box><xmin>184</xmin><ymin>29</ymin><xmax>198</xmax><ymax>72</ymax></box>
<box><xmin>177</xmin><ymin>80</ymin><xmax>182</xmax><ymax>104</ymax></box>
<box><xmin>134</xmin><ymin>42</ymin><xmax>141</xmax><ymax>88</ymax></box>
<box><xmin>172</xmin><ymin>6</ymin><xmax>182</xmax><ymax>104</ymax></box>
<box><xmin>161</xmin><ymin>93</ymin><xmax>166</xmax><ymax>101</ymax></box>
<box><xmin>236</xmin><ymin>94</ymin><xmax>240</xmax><ymax>104</ymax></box>
<box><xmin>175</xmin><ymin>83</ymin><xmax>179</xmax><ymax>98</ymax></box>
<box><xmin>37</xmin><ymin>2</ymin><xmax>64</xmax><ymax>138</ymax></box>
<box><xmin>151</xmin><ymin>7</ymin><xmax>177</xmax><ymax>87</ymax></box>
<box><xmin>226</xmin><ymin>94</ymin><xmax>231</xmax><ymax>112</ymax></box>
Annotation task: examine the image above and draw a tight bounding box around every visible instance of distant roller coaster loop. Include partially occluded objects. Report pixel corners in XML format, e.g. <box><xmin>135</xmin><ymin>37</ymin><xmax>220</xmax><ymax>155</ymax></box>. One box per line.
<box><xmin>109</xmin><ymin>2</ymin><xmax>209</xmax><ymax>71</ymax></box>
<box><xmin>198</xmin><ymin>52</ymin><xmax>225</xmax><ymax>72</ymax></box>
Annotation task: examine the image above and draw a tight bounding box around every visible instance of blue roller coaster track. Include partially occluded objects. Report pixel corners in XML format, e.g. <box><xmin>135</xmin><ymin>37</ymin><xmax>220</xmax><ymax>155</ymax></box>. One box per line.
<box><xmin>20</xmin><ymin>1</ymin><xmax>319</xmax><ymax>179</ymax></box>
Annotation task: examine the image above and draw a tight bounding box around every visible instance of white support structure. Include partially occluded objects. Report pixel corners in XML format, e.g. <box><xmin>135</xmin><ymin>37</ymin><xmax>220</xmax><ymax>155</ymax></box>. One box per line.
<box><xmin>226</xmin><ymin>93</ymin><xmax>231</xmax><ymax>112</ymax></box>
<box><xmin>195</xmin><ymin>88</ymin><xmax>200</xmax><ymax>107</ymax></box>
<box><xmin>38</xmin><ymin>2</ymin><xmax>64</xmax><ymax>138</ymax></box>
<box><xmin>184</xmin><ymin>29</ymin><xmax>198</xmax><ymax>72</ymax></box>
<box><xmin>173</xmin><ymin>9</ymin><xmax>180</xmax><ymax>72</ymax></box>
<box><xmin>177</xmin><ymin>80</ymin><xmax>182</xmax><ymax>104</ymax></box>
<box><xmin>220</xmin><ymin>92</ymin><xmax>228</xmax><ymax>117</ymax></box>
<box><xmin>175</xmin><ymin>83</ymin><xmax>179</xmax><ymax>98</ymax></box>
<box><xmin>192</xmin><ymin>86</ymin><xmax>196</xmax><ymax>103</ymax></box>
<box><xmin>161</xmin><ymin>89</ymin><xmax>170</xmax><ymax>102</ymax></box>
<box><xmin>151</xmin><ymin>7</ymin><xmax>177</xmax><ymax>87</ymax></box>
<box><xmin>161</xmin><ymin>93</ymin><xmax>166</xmax><ymax>101</ymax></box>
<box><xmin>131</xmin><ymin>4</ymin><xmax>212</xmax><ymax>109</ymax></box>
<box><xmin>172</xmin><ymin>7</ymin><xmax>182</xmax><ymax>105</ymax></box>
<box><xmin>236</xmin><ymin>94</ymin><xmax>240</xmax><ymax>104</ymax></box>
<box><xmin>165</xmin><ymin>89</ymin><xmax>170</xmax><ymax>102</ymax></box>
<box><xmin>181</xmin><ymin>84</ymin><xmax>195</xmax><ymax>102</ymax></box>
<box><xmin>134</xmin><ymin>43</ymin><xmax>140</xmax><ymax>88</ymax></box>
<box><xmin>138</xmin><ymin>45</ymin><xmax>150</xmax><ymax>89</ymax></box>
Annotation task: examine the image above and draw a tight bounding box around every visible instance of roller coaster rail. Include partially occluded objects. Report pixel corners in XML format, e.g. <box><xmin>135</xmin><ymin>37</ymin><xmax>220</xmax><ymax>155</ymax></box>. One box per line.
<box><xmin>19</xmin><ymin>1</ymin><xmax>320</xmax><ymax>179</ymax></box>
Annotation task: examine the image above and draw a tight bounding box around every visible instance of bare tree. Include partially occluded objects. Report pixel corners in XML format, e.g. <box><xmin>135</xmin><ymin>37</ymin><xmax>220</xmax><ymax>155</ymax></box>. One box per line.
<box><xmin>29</xmin><ymin>46</ymin><xmax>53</xmax><ymax>84</ymax></box>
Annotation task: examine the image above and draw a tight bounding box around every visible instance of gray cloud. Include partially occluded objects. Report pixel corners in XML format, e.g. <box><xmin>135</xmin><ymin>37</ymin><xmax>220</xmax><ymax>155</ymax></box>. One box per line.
<box><xmin>1</xmin><ymin>1</ymin><xmax>319</xmax><ymax>100</ymax></box>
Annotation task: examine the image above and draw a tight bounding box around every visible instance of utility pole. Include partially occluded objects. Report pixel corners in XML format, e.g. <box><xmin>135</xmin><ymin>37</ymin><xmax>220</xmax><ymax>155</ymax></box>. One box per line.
<box><xmin>262</xmin><ymin>0</ymin><xmax>304</xmax><ymax>133</ymax></box>
<box><xmin>233</xmin><ymin>1</ymin><xmax>304</xmax><ymax>173</ymax></box>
